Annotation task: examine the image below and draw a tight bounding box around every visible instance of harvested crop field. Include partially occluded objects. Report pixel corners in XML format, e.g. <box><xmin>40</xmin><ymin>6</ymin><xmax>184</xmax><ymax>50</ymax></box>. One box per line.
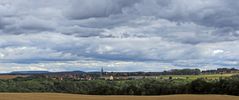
<box><xmin>0</xmin><ymin>93</ymin><xmax>239</xmax><ymax>100</ymax></box>
<box><xmin>0</xmin><ymin>75</ymin><xmax>29</xmax><ymax>79</ymax></box>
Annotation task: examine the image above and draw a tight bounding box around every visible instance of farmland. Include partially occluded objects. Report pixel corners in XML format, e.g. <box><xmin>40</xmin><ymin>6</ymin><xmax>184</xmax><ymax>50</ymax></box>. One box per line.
<box><xmin>0</xmin><ymin>73</ymin><xmax>236</xmax><ymax>80</ymax></box>
<box><xmin>0</xmin><ymin>75</ymin><xmax>29</xmax><ymax>79</ymax></box>
<box><xmin>0</xmin><ymin>93</ymin><xmax>239</xmax><ymax>100</ymax></box>
<box><xmin>0</xmin><ymin>70</ymin><xmax>238</xmax><ymax>96</ymax></box>
<box><xmin>157</xmin><ymin>73</ymin><xmax>235</xmax><ymax>80</ymax></box>
<box><xmin>110</xmin><ymin>73</ymin><xmax>236</xmax><ymax>81</ymax></box>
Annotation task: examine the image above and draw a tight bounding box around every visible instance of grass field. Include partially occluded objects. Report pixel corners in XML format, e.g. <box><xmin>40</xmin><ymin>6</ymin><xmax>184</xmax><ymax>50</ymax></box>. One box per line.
<box><xmin>158</xmin><ymin>73</ymin><xmax>236</xmax><ymax>80</ymax></box>
<box><xmin>112</xmin><ymin>73</ymin><xmax>237</xmax><ymax>81</ymax></box>
<box><xmin>0</xmin><ymin>75</ymin><xmax>29</xmax><ymax>79</ymax></box>
<box><xmin>0</xmin><ymin>93</ymin><xmax>239</xmax><ymax>100</ymax></box>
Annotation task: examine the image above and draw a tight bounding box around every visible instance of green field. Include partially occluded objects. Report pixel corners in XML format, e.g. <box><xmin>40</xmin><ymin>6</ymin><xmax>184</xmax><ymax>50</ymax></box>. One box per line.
<box><xmin>157</xmin><ymin>73</ymin><xmax>236</xmax><ymax>80</ymax></box>
<box><xmin>116</xmin><ymin>73</ymin><xmax>238</xmax><ymax>81</ymax></box>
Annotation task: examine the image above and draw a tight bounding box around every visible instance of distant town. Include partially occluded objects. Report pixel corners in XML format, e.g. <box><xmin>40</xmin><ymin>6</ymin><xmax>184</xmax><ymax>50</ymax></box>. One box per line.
<box><xmin>1</xmin><ymin>67</ymin><xmax>238</xmax><ymax>81</ymax></box>
<box><xmin>1</xmin><ymin>67</ymin><xmax>239</xmax><ymax>96</ymax></box>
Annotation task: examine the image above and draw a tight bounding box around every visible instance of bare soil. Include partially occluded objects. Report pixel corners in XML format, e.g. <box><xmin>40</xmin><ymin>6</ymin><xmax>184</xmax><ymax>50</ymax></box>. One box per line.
<box><xmin>0</xmin><ymin>93</ymin><xmax>239</xmax><ymax>100</ymax></box>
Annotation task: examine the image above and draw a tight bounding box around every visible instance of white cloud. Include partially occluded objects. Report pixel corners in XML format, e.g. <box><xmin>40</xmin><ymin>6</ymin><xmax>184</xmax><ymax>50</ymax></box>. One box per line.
<box><xmin>0</xmin><ymin>0</ymin><xmax>239</xmax><ymax>72</ymax></box>
<box><xmin>213</xmin><ymin>49</ymin><xmax>224</xmax><ymax>55</ymax></box>
<box><xmin>0</xmin><ymin>32</ymin><xmax>238</xmax><ymax>72</ymax></box>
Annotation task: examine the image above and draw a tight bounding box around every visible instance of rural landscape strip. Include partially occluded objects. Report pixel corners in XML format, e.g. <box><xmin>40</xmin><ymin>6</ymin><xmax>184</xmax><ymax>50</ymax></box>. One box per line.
<box><xmin>0</xmin><ymin>68</ymin><xmax>239</xmax><ymax>96</ymax></box>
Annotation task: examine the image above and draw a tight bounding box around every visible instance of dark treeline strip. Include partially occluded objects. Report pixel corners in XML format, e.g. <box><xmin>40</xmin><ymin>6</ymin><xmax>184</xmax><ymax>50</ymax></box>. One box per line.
<box><xmin>0</xmin><ymin>75</ymin><xmax>239</xmax><ymax>95</ymax></box>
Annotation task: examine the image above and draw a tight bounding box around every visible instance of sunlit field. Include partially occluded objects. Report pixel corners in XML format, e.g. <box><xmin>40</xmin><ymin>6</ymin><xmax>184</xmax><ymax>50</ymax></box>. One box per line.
<box><xmin>0</xmin><ymin>75</ymin><xmax>29</xmax><ymax>80</ymax></box>
<box><xmin>158</xmin><ymin>73</ymin><xmax>236</xmax><ymax>80</ymax></box>
<box><xmin>0</xmin><ymin>93</ymin><xmax>239</xmax><ymax>100</ymax></box>
<box><xmin>0</xmin><ymin>73</ymin><xmax>235</xmax><ymax>80</ymax></box>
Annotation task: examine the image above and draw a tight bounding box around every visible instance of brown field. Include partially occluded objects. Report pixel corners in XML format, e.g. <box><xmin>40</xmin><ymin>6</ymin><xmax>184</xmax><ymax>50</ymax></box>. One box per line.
<box><xmin>0</xmin><ymin>75</ymin><xmax>29</xmax><ymax>79</ymax></box>
<box><xmin>0</xmin><ymin>93</ymin><xmax>239</xmax><ymax>100</ymax></box>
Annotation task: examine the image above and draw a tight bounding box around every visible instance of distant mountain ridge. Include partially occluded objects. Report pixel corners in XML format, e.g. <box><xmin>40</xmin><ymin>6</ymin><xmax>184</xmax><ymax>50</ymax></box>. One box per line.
<box><xmin>9</xmin><ymin>70</ymin><xmax>86</xmax><ymax>75</ymax></box>
<box><xmin>10</xmin><ymin>71</ymin><xmax>50</xmax><ymax>75</ymax></box>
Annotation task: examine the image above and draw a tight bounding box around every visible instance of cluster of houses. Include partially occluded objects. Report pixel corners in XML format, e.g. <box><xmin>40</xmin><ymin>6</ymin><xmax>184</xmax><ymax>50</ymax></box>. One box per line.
<box><xmin>39</xmin><ymin>72</ymin><xmax>93</xmax><ymax>81</ymax></box>
<box><xmin>100</xmin><ymin>75</ymin><xmax>159</xmax><ymax>80</ymax></box>
<box><xmin>40</xmin><ymin>67</ymin><xmax>159</xmax><ymax>81</ymax></box>
<box><xmin>35</xmin><ymin>67</ymin><xmax>239</xmax><ymax>81</ymax></box>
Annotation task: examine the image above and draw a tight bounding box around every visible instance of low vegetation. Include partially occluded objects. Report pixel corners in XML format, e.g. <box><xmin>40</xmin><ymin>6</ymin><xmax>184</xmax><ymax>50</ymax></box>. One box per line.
<box><xmin>0</xmin><ymin>74</ymin><xmax>239</xmax><ymax>96</ymax></box>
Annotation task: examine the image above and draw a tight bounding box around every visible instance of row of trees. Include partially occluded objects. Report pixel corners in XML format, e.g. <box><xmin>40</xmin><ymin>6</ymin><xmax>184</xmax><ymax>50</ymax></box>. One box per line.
<box><xmin>162</xmin><ymin>69</ymin><xmax>201</xmax><ymax>75</ymax></box>
<box><xmin>0</xmin><ymin>75</ymin><xmax>239</xmax><ymax>95</ymax></box>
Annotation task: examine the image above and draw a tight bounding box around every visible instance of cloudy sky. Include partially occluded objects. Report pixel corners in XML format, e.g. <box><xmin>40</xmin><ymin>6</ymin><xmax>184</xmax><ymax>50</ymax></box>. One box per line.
<box><xmin>0</xmin><ymin>0</ymin><xmax>239</xmax><ymax>72</ymax></box>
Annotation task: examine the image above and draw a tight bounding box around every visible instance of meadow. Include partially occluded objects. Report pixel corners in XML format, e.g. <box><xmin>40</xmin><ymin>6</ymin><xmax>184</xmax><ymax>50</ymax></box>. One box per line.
<box><xmin>157</xmin><ymin>73</ymin><xmax>235</xmax><ymax>80</ymax></box>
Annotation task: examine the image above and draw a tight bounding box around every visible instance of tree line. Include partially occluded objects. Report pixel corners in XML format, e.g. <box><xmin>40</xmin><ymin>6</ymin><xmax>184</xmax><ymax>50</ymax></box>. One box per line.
<box><xmin>0</xmin><ymin>75</ymin><xmax>239</xmax><ymax>95</ymax></box>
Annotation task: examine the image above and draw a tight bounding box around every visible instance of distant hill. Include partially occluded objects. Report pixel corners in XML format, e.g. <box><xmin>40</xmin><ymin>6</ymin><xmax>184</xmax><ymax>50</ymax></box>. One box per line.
<box><xmin>10</xmin><ymin>71</ymin><xmax>50</xmax><ymax>75</ymax></box>
<box><xmin>9</xmin><ymin>70</ymin><xmax>86</xmax><ymax>75</ymax></box>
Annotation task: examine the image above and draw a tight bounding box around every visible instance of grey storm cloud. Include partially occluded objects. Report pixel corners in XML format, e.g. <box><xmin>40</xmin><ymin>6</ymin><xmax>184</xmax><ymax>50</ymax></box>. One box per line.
<box><xmin>67</xmin><ymin>0</ymin><xmax>140</xmax><ymax>19</ymax></box>
<box><xmin>1</xmin><ymin>0</ymin><xmax>239</xmax><ymax>42</ymax></box>
<box><xmin>0</xmin><ymin>0</ymin><xmax>239</xmax><ymax>72</ymax></box>
<box><xmin>1</xmin><ymin>0</ymin><xmax>239</xmax><ymax>36</ymax></box>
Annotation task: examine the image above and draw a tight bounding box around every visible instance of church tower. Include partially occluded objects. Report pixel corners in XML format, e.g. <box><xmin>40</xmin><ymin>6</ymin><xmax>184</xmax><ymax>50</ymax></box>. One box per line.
<box><xmin>100</xmin><ymin>67</ymin><xmax>104</xmax><ymax>77</ymax></box>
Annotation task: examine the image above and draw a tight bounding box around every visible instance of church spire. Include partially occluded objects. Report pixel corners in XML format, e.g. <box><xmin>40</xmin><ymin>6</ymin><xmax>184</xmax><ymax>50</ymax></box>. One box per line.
<box><xmin>100</xmin><ymin>67</ymin><xmax>104</xmax><ymax>77</ymax></box>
